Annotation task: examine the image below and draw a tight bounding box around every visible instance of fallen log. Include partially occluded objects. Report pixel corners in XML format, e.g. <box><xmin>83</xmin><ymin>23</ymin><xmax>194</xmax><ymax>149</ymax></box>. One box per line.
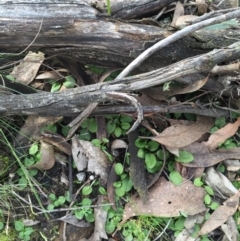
<box><xmin>0</xmin><ymin>0</ymin><xmax>240</xmax><ymax>72</ymax></box>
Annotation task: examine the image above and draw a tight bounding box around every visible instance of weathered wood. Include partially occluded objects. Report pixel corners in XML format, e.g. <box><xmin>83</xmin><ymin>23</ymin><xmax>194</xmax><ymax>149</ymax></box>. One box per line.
<box><xmin>0</xmin><ymin>41</ymin><xmax>239</xmax><ymax>116</ymax></box>
<box><xmin>0</xmin><ymin>0</ymin><xmax>239</xmax><ymax>71</ymax></box>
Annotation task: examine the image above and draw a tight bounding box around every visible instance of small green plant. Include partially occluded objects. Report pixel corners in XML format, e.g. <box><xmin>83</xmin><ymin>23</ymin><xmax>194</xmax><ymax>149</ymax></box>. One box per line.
<box><xmin>74</xmin><ymin>198</ymin><xmax>95</xmax><ymax>222</ymax></box>
<box><xmin>105</xmin><ymin>207</ymin><xmax>123</xmax><ymax>234</ymax></box>
<box><xmin>193</xmin><ymin>177</ymin><xmax>219</xmax><ymax>210</ymax></box>
<box><xmin>91</xmin><ymin>137</ymin><xmax>113</xmax><ymax>161</ymax></box>
<box><xmin>14</xmin><ymin>220</ymin><xmax>34</xmax><ymax>241</ymax></box>
<box><xmin>78</xmin><ymin>117</ymin><xmax>98</xmax><ymax>141</ymax></box>
<box><xmin>135</xmin><ymin>138</ymin><xmax>168</xmax><ymax>173</ymax></box>
<box><xmin>47</xmin><ymin>194</ymin><xmax>66</xmax><ymax>210</ymax></box>
<box><xmin>106</xmin><ymin>114</ymin><xmax>133</xmax><ymax>137</ymax></box>
<box><xmin>50</xmin><ymin>76</ymin><xmax>76</xmax><ymax>92</ymax></box>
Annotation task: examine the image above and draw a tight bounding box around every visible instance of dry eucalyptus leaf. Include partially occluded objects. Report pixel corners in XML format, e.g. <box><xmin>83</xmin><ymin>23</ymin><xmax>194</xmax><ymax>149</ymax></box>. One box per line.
<box><xmin>205</xmin><ymin>167</ymin><xmax>238</xmax><ymax>198</ymax></box>
<box><xmin>15</xmin><ymin>116</ymin><xmax>61</xmax><ymax>152</ymax></box>
<box><xmin>175</xmin><ymin>229</ymin><xmax>200</xmax><ymax>241</ymax></box>
<box><xmin>175</xmin><ymin>15</ymin><xmax>199</xmax><ymax>27</ymax></box>
<box><xmin>86</xmin><ymin>196</ymin><xmax>108</xmax><ymax>241</ymax></box>
<box><xmin>140</xmin><ymin>116</ymin><xmax>214</xmax><ymax>149</ymax></box>
<box><xmin>171</xmin><ymin>1</ymin><xmax>184</xmax><ymax>26</ymax></box>
<box><xmin>199</xmin><ymin>191</ymin><xmax>240</xmax><ymax>236</ymax></box>
<box><xmin>122</xmin><ymin>177</ymin><xmax>206</xmax><ymax>223</ymax></box>
<box><xmin>170</xmin><ymin>75</ymin><xmax>209</xmax><ymax>95</ymax></box>
<box><xmin>223</xmin><ymin>159</ymin><xmax>240</xmax><ymax>172</ymax></box>
<box><xmin>71</xmin><ymin>137</ymin><xmax>110</xmax><ymax>185</ymax></box>
<box><xmin>11</xmin><ymin>51</ymin><xmax>44</xmax><ymax>84</ymax></box>
<box><xmin>221</xmin><ymin>216</ymin><xmax>239</xmax><ymax>241</ymax></box>
<box><xmin>28</xmin><ymin>141</ymin><xmax>55</xmax><ymax>170</ymax></box>
<box><xmin>196</xmin><ymin>0</ymin><xmax>208</xmax><ymax>15</ymax></box>
<box><xmin>204</xmin><ymin>117</ymin><xmax>240</xmax><ymax>149</ymax></box>
<box><xmin>182</xmin><ymin>144</ymin><xmax>240</xmax><ymax>168</ymax></box>
<box><xmin>111</xmin><ymin>139</ymin><xmax>128</xmax><ymax>157</ymax></box>
<box><xmin>57</xmin><ymin>214</ymin><xmax>91</xmax><ymax>228</ymax></box>
<box><xmin>36</xmin><ymin>68</ymin><xmax>68</xmax><ymax>80</ymax></box>
<box><xmin>41</xmin><ymin>130</ymin><xmax>72</xmax><ymax>155</ymax></box>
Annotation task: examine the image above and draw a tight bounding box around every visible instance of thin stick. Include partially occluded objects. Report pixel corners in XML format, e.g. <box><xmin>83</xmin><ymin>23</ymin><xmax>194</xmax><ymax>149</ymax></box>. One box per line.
<box><xmin>116</xmin><ymin>9</ymin><xmax>240</xmax><ymax>79</ymax></box>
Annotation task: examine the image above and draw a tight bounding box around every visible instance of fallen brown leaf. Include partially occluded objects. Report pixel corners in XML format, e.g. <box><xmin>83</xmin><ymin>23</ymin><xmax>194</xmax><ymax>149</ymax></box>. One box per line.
<box><xmin>204</xmin><ymin>117</ymin><xmax>240</xmax><ymax>149</ymax></box>
<box><xmin>182</xmin><ymin>144</ymin><xmax>240</xmax><ymax>168</ymax></box>
<box><xmin>71</xmin><ymin>137</ymin><xmax>110</xmax><ymax>185</ymax></box>
<box><xmin>11</xmin><ymin>51</ymin><xmax>44</xmax><ymax>84</ymax></box>
<box><xmin>28</xmin><ymin>141</ymin><xmax>55</xmax><ymax>170</ymax></box>
<box><xmin>171</xmin><ymin>1</ymin><xmax>184</xmax><ymax>26</ymax></box>
<box><xmin>170</xmin><ymin>75</ymin><xmax>209</xmax><ymax>95</ymax></box>
<box><xmin>140</xmin><ymin>115</ymin><xmax>214</xmax><ymax>149</ymax></box>
<box><xmin>199</xmin><ymin>191</ymin><xmax>240</xmax><ymax>236</ymax></box>
<box><xmin>121</xmin><ymin>177</ymin><xmax>206</xmax><ymax>223</ymax></box>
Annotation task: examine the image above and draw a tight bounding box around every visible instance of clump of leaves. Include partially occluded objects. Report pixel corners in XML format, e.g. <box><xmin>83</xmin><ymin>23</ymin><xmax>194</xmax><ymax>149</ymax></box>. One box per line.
<box><xmin>106</xmin><ymin>114</ymin><xmax>133</xmax><ymax>137</ymax></box>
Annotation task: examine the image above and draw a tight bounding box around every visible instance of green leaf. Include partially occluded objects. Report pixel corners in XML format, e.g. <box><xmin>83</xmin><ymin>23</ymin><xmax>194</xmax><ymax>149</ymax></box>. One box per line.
<box><xmin>113</xmin><ymin>181</ymin><xmax>121</xmax><ymax>188</ymax></box>
<box><xmin>169</xmin><ymin>171</ymin><xmax>182</xmax><ymax>185</ymax></box>
<box><xmin>57</xmin><ymin>196</ymin><xmax>66</xmax><ymax>205</ymax></box>
<box><xmin>5</xmin><ymin>75</ymin><xmax>15</xmax><ymax>81</ymax></box>
<box><xmin>61</xmin><ymin>125</ymin><xmax>70</xmax><ymax>137</ymax></box>
<box><xmin>49</xmin><ymin>193</ymin><xmax>56</xmax><ymax>201</ymax></box>
<box><xmin>0</xmin><ymin>222</ymin><xmax>4</xmax><ymax>230</ymax></box>
<box><xmin>85</xmin><ymin>213</ymin><xmax>95</xmax><ymax>222</ymax></box>
<box><xmin>91</xmin><ymin>139</ymin><xmax>101</xmax><ymax>147</ymax></box>
<box><xmin>99</xmin><ymin>186</ymin><xmax>107</xmax><ymax>195</ymax></box>
<box><xmin>175</xmin><ymin>151</ymin><xmax>194</xmax><ymax>163</ymax></box>
<box><xmin>18</xmin><ymin>178</ymin><xmax>28</xmax><ymax>189</ymax></box>
<box><xmin>210</xmin><ymin>126</ymin><xmax>219</xmax><ymax>133</ymax></box>
<box><xmin>115</xmin><ymin>186</ymin><xmax>125</xmax><ymax>197</ymax></box>
<box><xmin>51</xmin><ymin>82</ymin><xmax>61</xmax><ymax>92</ymax></box>
<box><xmin>24</xmin><ymin>227</ymin><xmax>33</xmax><ymax>236</ymax></box>
<box><xmin>214</xmin><ymin>117</ymin><xmax>226</xmax><ymax>128</ymax></box>
<box><xmin>82</xmin><ymin>186</ymin><xmax>93</xmax><ymax>195</ymax></box>
<box><xmin>135</xmin><ymin>138</ymin><xmax>147</xmax><ymax>148</ymax></box>
<box><xmin>114</xmin><ymin>127</ymin><xmax>122</xmax><ymax>137</ymax></box>
<box><xmin>29</xmin><ymin>142</ymin><xmax>39</xmax><ymax>155</ymax></box>
<box><xmin>53</xmin><ymin>200</ymin><xmax>60</xmax><ymax>207</ymax></box>
<box><xmin>107</xmin><ymin>120</ymin><xmax>116</xmax><ymax>134</ymax></box>
<box><xmin>106</xmin><ymin>220</ymin><xmax>116</xmax><ymax>233</ymax></box>
<box><xmin>88</xmin><ymin>118</ymin><xmax>97</xmax><ymax>133</ymax></box>
<box><xmin>204</xmin><ymin>186</ymin><xmax>214</xmax><ymax>195</ymax></box>
<box><xmin>44</xmin><ymin>123</ymin><xmax>57</xmax><ymax>133</ymax></box>
<box><xmin>75</xmin><ymin>210</ymin><xmax>84</xmax><ymax>220</ymax></box>
<box><xmin>193</xmin><ymin>177</ymin><xmax>203</xmax><ymax>187</ymax></box>
<box><xmin>78</xmin><ymin>129</ymin><xmax>91</xmax><ymax>141</ymax></box>
<box><xmin>121</xmin><ymin>176</ymin><xmax>133</xmax><ymax>192</ymax></box>
<box><xmin>145</xmin><ymin>153</ymin><xmax>157</xmax><ymax>169</ymax></box>
<box><xmin>147</xmin><ymin>161</ymin><xmax>162</xmax><ymax>173</ymax></box>
<box><xmin>120</xmin><ymin>115</ymin><xmax>133</xmax><ymax>123</ymax></box>
<box><xmin>121</xmin><ymin>122</ymin><xmax>131</xmax><ymax>130</ymax></box>
<box><xmin>81</xmin><ymin>198</ymin><xmax>92</xmax><ymax>206</ymax></box>
<box><xmin>147</xmin><ymin>140</ymin><xmax>159</xmax><ymax>152</ymax></box>
<box><xmin>156</xmin><ymin>149</ymin><xmax>169</xmax><ymax>160</ymax></box>
<box><xmin>115</xmin><ymin>163</ymin><xmax>124</xmax><ymax>175</ymax></box>
<box><xmin>208</xmin><ymin>201</ymin><xmax>219</xmax><ymax>210</ymax></box>
<box><xmin>47</xmin><ymin>204</ymin><xmax>55</xmax><ymax>211</ymax></box>
<box><xmin>63</xmin><ymin>76</ymin><xmax>76</xmax><ymax>88</ymax></box>
<box><xmin>174</xmin><ymin>216</ymin><xmax>185</xmax><ymax>230</ymax></box>
<box><xmin>14</xmin><ymin>221</ymin><xmax>24</xmax><ymax>231</ymax></box>
<box><xmin>137</xmin><ymin>148</ymin><xmax>145</xmax><ymax>158</ymax></box>
<box><xmin>174</xmin><ymin>113</ymin><xmax>182</xmax><ymax>119</ymax></box>
<box><xmin>204</xmin><ymin>194</ymin><xmax>211</xmax><ymax>205</ymax></box>
<box><xmin>80</xmin><ymin>119</ymin><xmax>89</xmax><ymax>128</ymax></box>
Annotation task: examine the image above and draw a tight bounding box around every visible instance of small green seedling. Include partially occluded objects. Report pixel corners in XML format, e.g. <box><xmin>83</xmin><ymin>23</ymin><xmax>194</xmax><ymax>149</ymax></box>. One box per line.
<box><xmin>74</xmin><ymin>198</ymin><xmax>94</xmax><ymax>222</ymax></box>
<box><xmin>14</xmin><ymin>220</ymin><xmax>34</xmax><ymax>241</ymax></box>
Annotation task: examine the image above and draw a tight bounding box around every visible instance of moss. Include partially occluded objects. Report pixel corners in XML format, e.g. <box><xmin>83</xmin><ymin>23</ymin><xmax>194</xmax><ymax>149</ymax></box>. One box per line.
<box><xmin>0</xmin><ymin>228</ymin><xmax>18</xmax><ymax>241</ymax></box>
